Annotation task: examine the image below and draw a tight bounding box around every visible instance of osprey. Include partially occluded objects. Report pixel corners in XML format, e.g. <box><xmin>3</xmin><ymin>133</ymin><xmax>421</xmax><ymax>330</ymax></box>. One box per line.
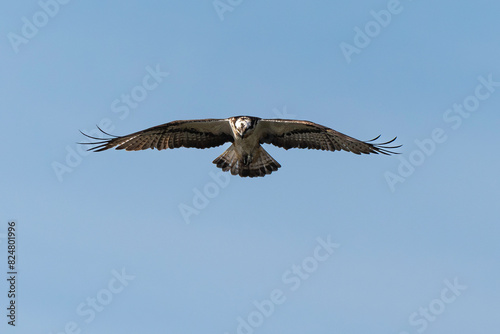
<box><xmin>80</xmin><ymin>116</ymin><xmax>400</xmax><ymax>177</ymax></box>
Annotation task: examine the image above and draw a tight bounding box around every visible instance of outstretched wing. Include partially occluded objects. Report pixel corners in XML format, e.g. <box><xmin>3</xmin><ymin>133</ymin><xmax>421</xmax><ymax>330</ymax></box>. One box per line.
<box><xmin>80</xmin><ymin>119</ymin><xmax>233</xmax><ymax>152</ymax></box>
<box><xmin>257</xmin><ymin>119</ymin><xmax>400</xmax><ymax>155</ymax></box>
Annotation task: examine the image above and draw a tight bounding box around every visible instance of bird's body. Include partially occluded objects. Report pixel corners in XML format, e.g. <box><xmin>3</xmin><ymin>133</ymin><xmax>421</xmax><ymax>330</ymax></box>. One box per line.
<box><xmin>80</xmin><ymin>116</ymin><xmax>400</xmax><ymax>177</ymax></box>
<box><xmin>231</xmin><ymin>117</ymin><xmax>261</xmax><ymax>159</ymax></box>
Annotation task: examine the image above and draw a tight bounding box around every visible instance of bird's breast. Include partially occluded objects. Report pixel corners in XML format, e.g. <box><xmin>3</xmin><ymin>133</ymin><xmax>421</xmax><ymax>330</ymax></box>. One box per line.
<box><xmin>234</xmin><ymin>132</ymin><xmax>260</xmax><ymax>153</ymax></box>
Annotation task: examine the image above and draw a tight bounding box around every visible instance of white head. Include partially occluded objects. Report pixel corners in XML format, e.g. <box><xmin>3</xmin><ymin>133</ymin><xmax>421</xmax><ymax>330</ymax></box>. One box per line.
<box><xmin>234</xmin><ymin>116</ymin><xmax>256</xmax><ymax>138</ymax></box>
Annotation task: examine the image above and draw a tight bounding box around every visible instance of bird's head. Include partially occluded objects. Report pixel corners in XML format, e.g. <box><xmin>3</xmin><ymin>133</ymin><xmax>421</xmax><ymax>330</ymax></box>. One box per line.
<box><xmin>234</xmin><ymin>116</ymin><xmax>256</xmax><ymax>138</ymax></box>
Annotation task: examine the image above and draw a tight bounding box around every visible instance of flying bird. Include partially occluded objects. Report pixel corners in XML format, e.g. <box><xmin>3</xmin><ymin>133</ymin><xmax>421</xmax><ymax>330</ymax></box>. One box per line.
<box><xmin>80</xmin><ymin>116</ymin><xmax>400</xmax><ymax>177</ymax></box>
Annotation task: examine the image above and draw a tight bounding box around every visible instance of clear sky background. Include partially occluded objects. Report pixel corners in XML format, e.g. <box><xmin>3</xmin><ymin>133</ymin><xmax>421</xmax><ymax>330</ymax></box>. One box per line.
<box><xmin>1</xmin><ymin>0</ymin><xmax>499</xmax><ymax>333</ymax></box>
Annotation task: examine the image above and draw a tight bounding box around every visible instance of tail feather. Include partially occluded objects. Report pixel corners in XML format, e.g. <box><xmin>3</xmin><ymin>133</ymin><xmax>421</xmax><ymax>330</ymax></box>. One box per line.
<box><xmin>213</xmin><ymin>145</ymin><xmax>281</xmax><ymax>177</ymax></box>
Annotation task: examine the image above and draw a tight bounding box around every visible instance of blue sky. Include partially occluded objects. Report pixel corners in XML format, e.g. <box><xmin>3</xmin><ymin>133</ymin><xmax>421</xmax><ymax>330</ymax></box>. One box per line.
<box><xmin>1</xmin><ymin>0</ymin><xmax>499</xmax><ymax>333</ymax></box>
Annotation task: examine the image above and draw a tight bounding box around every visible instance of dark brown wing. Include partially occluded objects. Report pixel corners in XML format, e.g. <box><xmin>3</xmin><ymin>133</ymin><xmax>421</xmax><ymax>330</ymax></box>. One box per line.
<box><xmin>257</xmin><ymin>119</ymin><xmax>401</xmax><ymax>155</ymax></box>
<box><xmin>79</xmin><ymin>119</ymin><xmax>233</xmax><ymax>152</ymax></box>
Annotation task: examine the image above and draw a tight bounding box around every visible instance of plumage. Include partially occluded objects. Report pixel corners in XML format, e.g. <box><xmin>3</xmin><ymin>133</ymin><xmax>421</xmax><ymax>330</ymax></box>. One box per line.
<box><xmin>79</xmin><ymin>116</ymin><xmax>401</xmax><ymax>177</ymax></box>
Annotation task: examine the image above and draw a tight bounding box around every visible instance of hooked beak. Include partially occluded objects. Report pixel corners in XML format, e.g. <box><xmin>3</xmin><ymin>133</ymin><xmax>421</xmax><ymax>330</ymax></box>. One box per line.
<box><xmin>238</xmin><ymin>127</ymin><xmax>247</xmax><ymax>138</ymax></box>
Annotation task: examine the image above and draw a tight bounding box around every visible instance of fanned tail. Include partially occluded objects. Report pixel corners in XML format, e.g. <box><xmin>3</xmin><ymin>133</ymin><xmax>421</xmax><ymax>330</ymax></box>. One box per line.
<box><xmin>213</xmin><ymin>145</ymin><xmax>281</xmax><ymax>178</ymax></box>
